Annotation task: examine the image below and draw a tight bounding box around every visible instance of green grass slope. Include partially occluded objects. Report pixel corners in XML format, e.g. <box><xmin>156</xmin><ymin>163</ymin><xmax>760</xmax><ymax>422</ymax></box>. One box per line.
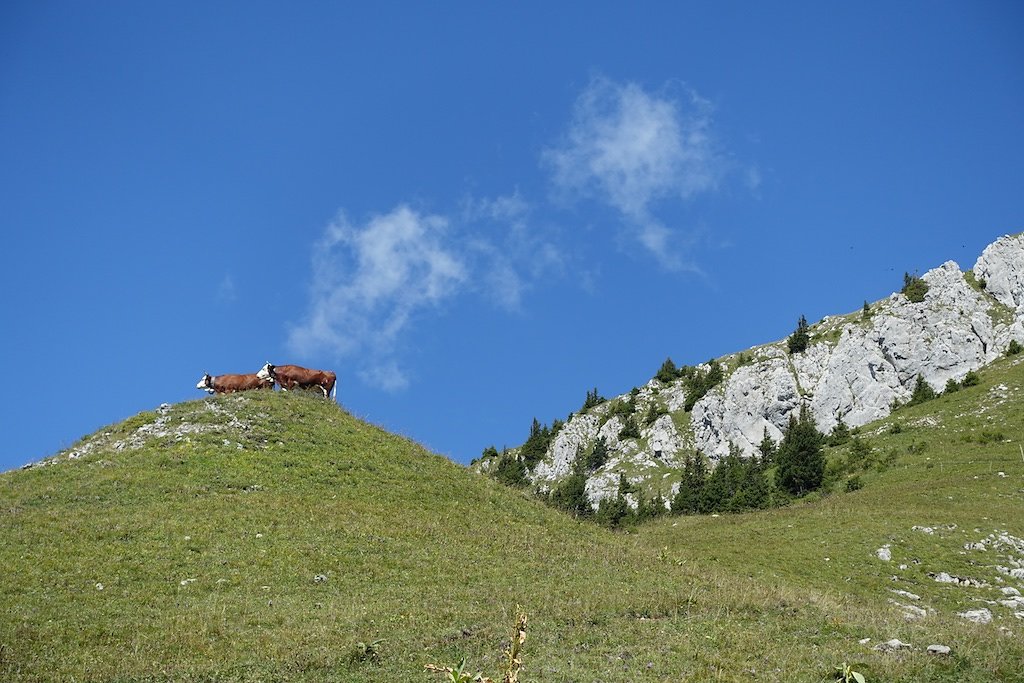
<box><xmin>2</xmin><ymin>363</ymin><xmax>1023</xmax><ymax>682</ymax></box>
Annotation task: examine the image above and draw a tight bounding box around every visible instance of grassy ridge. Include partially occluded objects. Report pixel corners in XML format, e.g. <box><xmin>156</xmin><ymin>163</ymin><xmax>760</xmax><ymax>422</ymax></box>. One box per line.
<box><xmin>2</xmin><ymin>358</ymin><xmax>1023</xmax><ymax>682</ymax></box>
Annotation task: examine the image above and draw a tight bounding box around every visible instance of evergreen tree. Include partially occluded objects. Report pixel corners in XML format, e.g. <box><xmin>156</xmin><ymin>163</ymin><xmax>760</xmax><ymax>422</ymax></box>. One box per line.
<box><xmin>735</xmin><ymin>458</ymin><xmax>769</xmax><ymax>511</ymax></box>
<box><xmin>519</xmin><ymin>418</ymin><xmax>549</xmax><ymax>469</ymax></box>
<box><xmin>700</xmin><ymin>443</ymin><xmax>757</xmax><ymax>513</ymax></box>
<box><xmin>594</xmin><ymin>494</ymin><xmax>631</xmax><ymax>529</ymax></box>
<box><xmin>758</xmin><ymin>427</ymin><xmax>777</xmax><ymax>465</ymax></box>
<box><xmin>585</xmin><ymin>437</ymin><xmax>609</xmax><ymax>472</ymax></box>
<box><xmin>595</xmin><ymin>474</ymin><xmax>636</xmax><ymax>528</ymax></box>
<box><xmin>655</xmin><ymin>357</ymin><xmax>679</xmax><ymax>383</ymax></box>
<box><xmin>616</xmin><ymin>472</ymin><xmax>636</xmax><ymax>496</ymax></box>
<box><xmin>775</xmin><ymin>406</ymin><xmax>825</xmax><ymax>496</ymax></box>
<box><xmin>520</xmin><ymin>417</ymin><xmax>563</xmax><ymax>469</ymax></box>
<box><xmin>683</xmin><ymin>360</ymin><xmax>724</xmax><ymax>411</ymax></box>
<box><xmin>618</xmin><ymin>414</ymin><xmax>641</xmax><ymax>440</ymax></box>
<box><xmin>477</xmin><ymin>445</ymin><xmax>500</xmax><ymax>464</ymax></box>
<box><xmin>787</xmin><ymin>315</ymin><xmax>810</xmax><ymax>354</ymax></box>
<box><xmin>828</xmin><ymin>416</ymin><xmax>851</xmax><ymax>446</ymax></box>
<box><xmin>551</xmin><ymin>470</ymin><xmax>590</xmax><ymax>517</ymax></box>
<box><xmin>700</xmin><ymin>456</ymin><xmax>735</xmax><ymax>513</ymax></box>
<box><xmin>905</xmin><ymin>374</ymin><xmax>937</xmax><ymax>407</ymax></box>
<box><xmin>636</xmin><ymin>493</ymin><xmax>667</xmax><ymax>522</ymax></box>
<box><xmin>671</xmin><ymin>453</ymin><xmax>707</xmax><ymax>514</ymax></box>
<box><xmin>493</xmin><ymin>453</ymin><xmax>527</xmax><ymax>488</ymax></box>
<box><xmin>581</xmin><ymin>387</ymin><xmax>604</xmax><ymax>412</ymax></box>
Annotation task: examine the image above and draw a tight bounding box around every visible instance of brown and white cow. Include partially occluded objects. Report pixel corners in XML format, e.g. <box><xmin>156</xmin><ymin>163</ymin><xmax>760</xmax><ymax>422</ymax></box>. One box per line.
<box><xmin>257</xmin><ymin>362</ymin><xmax>337</xmax><ymax>400</ymax></box>
<box><xmin>196</xmin><ymin>372</ymin><xmax>273</xmax><ymax>394</ymax></box>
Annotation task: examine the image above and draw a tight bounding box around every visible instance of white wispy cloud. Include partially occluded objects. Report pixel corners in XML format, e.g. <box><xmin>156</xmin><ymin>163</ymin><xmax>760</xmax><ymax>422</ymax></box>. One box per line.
<box><xmin>543</xmin><ymin>76</ymin><xmax>727</xmax><ymax>268</ymax></box>
<box><xmin>289</xmin><ymin>78</ymin><xmax>745</xmax><ymax>391</ymax></box>
<box><xmin>288</xmin><ymin>196</ymin><xmax>559</xmax><ymax>391</ymax></box>
<box><xmin>287</xmin><ymin>205</ymin><xmax>466</xmax><ymax>389</ymax></box>
<box><xmin>216</xmin><ymin>274</ymin><xmax>237</xmax><ymax>304</ymax></box>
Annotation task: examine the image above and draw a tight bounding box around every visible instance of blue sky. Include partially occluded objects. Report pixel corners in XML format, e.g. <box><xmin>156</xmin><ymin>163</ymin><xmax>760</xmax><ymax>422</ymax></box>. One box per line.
<box><xmin>2</xmin><ymin>2</ymin><xmax>1023</xmax><ymax>471</ymax></box>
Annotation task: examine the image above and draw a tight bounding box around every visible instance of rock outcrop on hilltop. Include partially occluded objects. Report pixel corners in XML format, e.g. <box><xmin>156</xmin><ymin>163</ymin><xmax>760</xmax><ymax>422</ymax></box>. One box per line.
<box><xmin>480</xmin><ymin>233</ymin><xmax>1024</xmax><ymax>508</ymax></box>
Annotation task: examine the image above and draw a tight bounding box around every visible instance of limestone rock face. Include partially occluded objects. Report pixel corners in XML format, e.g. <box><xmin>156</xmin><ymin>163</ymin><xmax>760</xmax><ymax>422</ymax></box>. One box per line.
<box><xmin>691</xmin><ymin>352</ymin><xmax>798</xmax><ymax>460</ymax></box>
<box><xmin>692</xmin><ymin>245</ymin><xmax>1023</xmax><ymax>455</ymax></box>
<box><xmin>531</xmin><ymin>413</ymin><xmax>600</xmax><ymax>487</ymax></box>
<box><xmin>494</xmin><ymin>233</ymin><xmax>1024</xmax><ymax>507</ymax></box>
<box><xmin>975</xmin><ymin>233</ymin><xmax>1024</xmax><ymax>313</ymax></box>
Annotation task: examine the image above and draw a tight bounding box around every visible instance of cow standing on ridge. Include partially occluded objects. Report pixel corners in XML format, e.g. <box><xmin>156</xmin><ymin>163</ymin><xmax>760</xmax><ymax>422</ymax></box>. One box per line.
<box><xmin>257</xmin><ymin>362</ymin><xmax>337</xmax><ymax>400</ymax></box>
<box><xmin>196</xmin><ymin>373</ymin><xmax>273</xmax><ymax>394</ymax></box>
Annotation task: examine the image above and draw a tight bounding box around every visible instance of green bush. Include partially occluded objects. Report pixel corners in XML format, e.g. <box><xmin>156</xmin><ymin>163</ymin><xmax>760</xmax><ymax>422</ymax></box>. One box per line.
<box><xmin>846</xmin><ymin>436</ymin><xmax>873</xmax><ymax>469</ymax></box>
<box><xmin>960</xmin><ymin>370</ymin><xmax>980</xmax><ymax>387</ymax></box>
<box><xmin>902</xmin><ymin>272</ymin><xmax>929</xmax><ymax>303</ymax></box>
<box><xmin>1007</xmin><ymin>339</ymin><xmax>1023</xmax><ymax>356</ymax></box>
<box><xmin>610</xmin><ymin>394</ymin><xmax>636</xmax><ymax>419</ymax></box>
<box><xmin>643</xmin><ymin>403</ymin><xmax>668</xmax><ymax>426</ymax></box>
<box><xmin>684</xmin><ymin>360</ymin><xmax>724</xmax><ymax>411</ymax></box>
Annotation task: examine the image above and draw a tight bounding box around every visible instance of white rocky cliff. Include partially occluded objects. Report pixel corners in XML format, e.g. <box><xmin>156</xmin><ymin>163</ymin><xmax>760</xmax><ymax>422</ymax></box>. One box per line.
<box><xmin>479</xmin><ymin>233</ymin><xmax>1024</xmax><ymax>507</ymax></box>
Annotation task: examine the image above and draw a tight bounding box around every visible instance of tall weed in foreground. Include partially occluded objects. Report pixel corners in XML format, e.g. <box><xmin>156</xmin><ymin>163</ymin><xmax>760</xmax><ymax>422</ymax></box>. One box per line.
<box><xmin>426</xmin><ymin>609</ymin><xmax>527</xmax><ymax>683</ymax></box>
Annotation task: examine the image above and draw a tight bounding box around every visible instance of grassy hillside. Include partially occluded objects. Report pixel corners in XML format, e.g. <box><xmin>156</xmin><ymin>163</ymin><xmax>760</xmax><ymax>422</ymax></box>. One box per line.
<box><xmin>2</xmin><ymin>358</ymin><xmax>1023</xmax><ymax>682</ymax></box>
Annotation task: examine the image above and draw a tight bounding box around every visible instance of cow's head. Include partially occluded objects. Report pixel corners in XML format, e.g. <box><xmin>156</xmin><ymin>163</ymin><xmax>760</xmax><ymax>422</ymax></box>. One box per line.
<box><xmin>257</xmin><ymin>362</ymin><xmax>276</xmax><ymax>383</ymax></box>
<box><xmin>196</xmin><ymin>373</ymin><xmax>214</xmax><ymax>393</ymax></box>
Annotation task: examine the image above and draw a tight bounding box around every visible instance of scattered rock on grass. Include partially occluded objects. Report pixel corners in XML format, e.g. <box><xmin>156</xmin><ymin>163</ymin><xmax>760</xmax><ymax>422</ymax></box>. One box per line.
<box><xmin>873</xmin><ymin>639</ymin><xmax>912</xmax><ymax>652</ymax></box>
<box><xmin>890</xmin><ymin>601</ymin><xmax>928</xmax><ymax>621</ymax></box>
<box><xmin>927</xmin><ymin>644</ymin><xmax>951</xmax><ymax>656</ymax></box>
<box><xmin>959</xmin><ymin>608</ymin><xmax>993</xmax><ymax>624</ymax></box>
<box><xmin>931</xmin><ymin>571</ymin><xmax>988</xmax><ymax>587</ymax></box>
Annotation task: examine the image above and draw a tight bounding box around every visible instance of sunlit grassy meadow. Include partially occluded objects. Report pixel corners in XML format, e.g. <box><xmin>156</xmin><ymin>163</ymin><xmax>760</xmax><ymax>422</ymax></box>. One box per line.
<box><xmin>2</xmin><ymin>356</ymin><xmax>1023</xmax><ymax>682</ymax></box>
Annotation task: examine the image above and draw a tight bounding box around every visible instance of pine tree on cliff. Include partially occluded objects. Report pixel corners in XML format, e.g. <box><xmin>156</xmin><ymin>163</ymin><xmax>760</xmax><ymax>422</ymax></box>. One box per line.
<box><xmin>656</xmin><ymin>357</ymin><xmax>679</xmax><ymax>383</ymax></box>
<box><xmin>787</xmin><ymin>315</ymin><xmax>810</xmax><ymax>354</ymax></box>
